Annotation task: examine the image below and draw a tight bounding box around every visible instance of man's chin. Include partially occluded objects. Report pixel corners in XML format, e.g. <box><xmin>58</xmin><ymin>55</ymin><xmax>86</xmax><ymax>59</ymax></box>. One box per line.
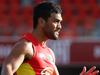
<box><xmin>46</xmin><ymin>34</ymin><xmax>59</xmax><ymax>40</ymax></box>
<box><xmin>51</xmin><ymin>36</ymin><xmax>59</xmax><ymax>40</ymax></box>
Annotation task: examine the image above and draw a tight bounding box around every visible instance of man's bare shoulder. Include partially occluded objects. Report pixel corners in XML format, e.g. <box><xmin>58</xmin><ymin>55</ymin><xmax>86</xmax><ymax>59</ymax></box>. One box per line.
<box><xmin>12</xmin><ymin>39</ymin><xmax>33</xmax><ymax>56</ymax></box>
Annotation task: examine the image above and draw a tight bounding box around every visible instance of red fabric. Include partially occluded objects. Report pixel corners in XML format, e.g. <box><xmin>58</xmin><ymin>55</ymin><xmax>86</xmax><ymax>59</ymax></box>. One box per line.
<box><xmin>23</xmin><ymin>33</ymin><xmax>55</xmax><ymax>75</ymax></box>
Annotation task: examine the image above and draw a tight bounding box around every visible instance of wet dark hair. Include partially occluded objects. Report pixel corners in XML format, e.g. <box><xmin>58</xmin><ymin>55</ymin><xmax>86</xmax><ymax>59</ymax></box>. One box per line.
<box><xmin>33</xmin><ymin>1</ymin><xmax>62</xmax><ymax>29</ymax></box>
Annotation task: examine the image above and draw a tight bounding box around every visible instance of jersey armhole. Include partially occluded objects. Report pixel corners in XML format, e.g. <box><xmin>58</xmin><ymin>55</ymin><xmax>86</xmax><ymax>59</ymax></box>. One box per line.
<box><xmin>31</xmin><ymin>44</ymin><xmax>37</xmax><ymax>58</ymax></box>
<box><xmin>21</xmin><ymin>37</ymin><xmax>37</xmax><ymax>59</ymax></box>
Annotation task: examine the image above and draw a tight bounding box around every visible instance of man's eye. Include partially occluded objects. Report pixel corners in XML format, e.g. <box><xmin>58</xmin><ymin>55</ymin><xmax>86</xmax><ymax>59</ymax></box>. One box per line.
<box><xmin>54</xmin><ymin>21</ymin><xmax>59</xmax><ymax>23</ymax></box>
<box><xmin>56</xmin><ymin>20</ymin><xmax>59</xmax><ymax>22</ymax></box>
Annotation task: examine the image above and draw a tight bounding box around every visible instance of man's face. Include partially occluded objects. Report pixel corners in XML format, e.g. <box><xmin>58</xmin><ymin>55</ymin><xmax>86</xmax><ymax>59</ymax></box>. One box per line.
<box><xmin>43</xmin><ymin>13</ymin><xmax>62</xmax><ymax>40</ymax></box>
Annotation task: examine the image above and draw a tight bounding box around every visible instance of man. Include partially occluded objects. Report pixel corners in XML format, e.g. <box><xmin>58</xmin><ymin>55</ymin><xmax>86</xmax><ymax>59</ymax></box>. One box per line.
<box><xmin>1</xmin><ymin>2</ymin><xmax>99</xmax><ymax>75</ymax></box>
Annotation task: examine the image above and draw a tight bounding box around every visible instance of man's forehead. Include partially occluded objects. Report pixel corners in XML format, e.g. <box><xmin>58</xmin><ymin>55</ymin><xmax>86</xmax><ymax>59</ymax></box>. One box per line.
<box><xmin>50</xmin><ymin>13</ymin><xmax>62</xmax><ymax>21</ymax></box>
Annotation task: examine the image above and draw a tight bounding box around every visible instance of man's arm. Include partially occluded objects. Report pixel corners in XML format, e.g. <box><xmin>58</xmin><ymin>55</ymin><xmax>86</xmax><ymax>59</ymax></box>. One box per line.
<box><xmin>52</xmin><ymin>63</ymin><xmax>59</xmax><ymax>75</ymax></box>
<box><xmin>1</xmin><ymin>40</ymin><xmax>33</xmax><ymax>75</ymax></box>
<box><xmin>49</xmin><ymin>57</ymin><xmax>59</xmax><ymax>75</ymax></box>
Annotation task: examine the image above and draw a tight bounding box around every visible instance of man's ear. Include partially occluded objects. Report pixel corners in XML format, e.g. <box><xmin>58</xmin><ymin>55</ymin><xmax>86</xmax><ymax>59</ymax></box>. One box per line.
<box><xmin>38</xmin><ymin>17</ymin><xmax>45</xmax><ymax>26</ymax></box>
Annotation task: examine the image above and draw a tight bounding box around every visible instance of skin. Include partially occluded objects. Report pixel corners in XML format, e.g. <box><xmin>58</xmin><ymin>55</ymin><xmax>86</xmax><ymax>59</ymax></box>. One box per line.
<box><xmin>80</xmin><ymin>66</ymin><xmax>99</xmax><ymax>75</ymax></box>
<box><xmin>1</xmin><ymin>40</ymin><xmax>33</xmax><ymax>75</ymax></box>
<box><xmin>1</xmin><ymin>13</ymin><xmax>99</xmax><ymax>75</ymax></box>
<box><xmin>43</xmin><ymin>13</ymin><xmax>62</xmax><ymax>40</ymax></box>
<box><xmin>1</xmin><ymin>13</ymin><xmax>62</xmax><ymax>75</ymax></box>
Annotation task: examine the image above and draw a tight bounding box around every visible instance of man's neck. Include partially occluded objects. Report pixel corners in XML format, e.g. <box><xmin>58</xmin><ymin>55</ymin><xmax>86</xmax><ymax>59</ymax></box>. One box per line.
<box><xmin>32</xmin><ymin>30</ymin><xmax>48</xmax><ymax>46</ymax></box>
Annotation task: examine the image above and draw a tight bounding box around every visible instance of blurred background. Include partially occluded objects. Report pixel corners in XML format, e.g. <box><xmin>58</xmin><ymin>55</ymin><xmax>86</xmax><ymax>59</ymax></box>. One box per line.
<box><xmin>0</xmin><ymin>0</ymin><xmax>100</xmax><ymax>75</ymax></box>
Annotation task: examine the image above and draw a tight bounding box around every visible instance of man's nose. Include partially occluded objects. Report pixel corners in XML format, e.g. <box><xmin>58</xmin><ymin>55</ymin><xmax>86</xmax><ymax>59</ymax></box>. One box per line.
<box><xmin>57</xmin><ymin>23</ymin><xmax>62</xmax><ymax>29</ymax></box>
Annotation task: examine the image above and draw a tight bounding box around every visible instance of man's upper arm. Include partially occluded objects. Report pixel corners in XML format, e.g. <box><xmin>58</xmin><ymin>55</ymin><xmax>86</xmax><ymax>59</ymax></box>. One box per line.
<box><xmin>2</xmin><ymin>40</ymin><xmax>32</xmax><ymax>73</ymax></box>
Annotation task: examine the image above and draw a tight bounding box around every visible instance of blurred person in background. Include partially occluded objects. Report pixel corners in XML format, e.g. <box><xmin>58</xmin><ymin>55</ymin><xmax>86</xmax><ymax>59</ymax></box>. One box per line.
<box><xmin>1</xmin><ymin>1</ymin><xmax>99</xmax><ymax>75</ymax></box>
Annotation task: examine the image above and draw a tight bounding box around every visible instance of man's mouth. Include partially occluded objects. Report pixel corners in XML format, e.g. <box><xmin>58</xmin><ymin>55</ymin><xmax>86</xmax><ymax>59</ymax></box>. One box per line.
<box><xmin>55</xmin><ymin>31</ymin><xmax>59</xmax><ymax>35</ymax></box>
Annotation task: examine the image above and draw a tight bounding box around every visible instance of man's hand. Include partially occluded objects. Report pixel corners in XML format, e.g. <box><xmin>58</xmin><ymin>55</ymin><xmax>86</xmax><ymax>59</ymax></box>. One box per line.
<box><xmin>80</xmin><ymin>66</ymin><xmax>99</xmax><ymax>75</ymax></box>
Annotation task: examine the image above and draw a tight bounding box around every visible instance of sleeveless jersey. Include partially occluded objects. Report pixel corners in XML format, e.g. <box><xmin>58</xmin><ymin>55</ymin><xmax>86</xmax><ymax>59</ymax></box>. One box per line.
<box><xmin>15</xmin><ymin>33</ymin><xmax>55</xmax><ymax>75</ymax></box>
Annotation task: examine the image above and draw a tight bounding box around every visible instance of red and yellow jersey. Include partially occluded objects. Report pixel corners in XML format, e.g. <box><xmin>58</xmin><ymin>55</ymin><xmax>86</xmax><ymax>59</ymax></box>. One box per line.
<box><xmin>15</xmin><ymin>33</ymin><xmax>55</xmax><ymax>75</ymax></box>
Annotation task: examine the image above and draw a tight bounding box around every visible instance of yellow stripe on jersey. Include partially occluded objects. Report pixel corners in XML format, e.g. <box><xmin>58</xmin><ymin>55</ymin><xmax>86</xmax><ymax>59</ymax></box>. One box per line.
<box><xmin>16</xmin><ymin>63</ymin><xmax>36</xmax><ymax>75</ymax></box>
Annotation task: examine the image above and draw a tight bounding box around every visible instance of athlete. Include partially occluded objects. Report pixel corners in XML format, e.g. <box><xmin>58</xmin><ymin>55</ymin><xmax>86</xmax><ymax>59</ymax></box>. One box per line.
<box><xmin>1</xmin><ymin>2</ymin><xmax>99</xmax><ymax>75</ymax></box>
